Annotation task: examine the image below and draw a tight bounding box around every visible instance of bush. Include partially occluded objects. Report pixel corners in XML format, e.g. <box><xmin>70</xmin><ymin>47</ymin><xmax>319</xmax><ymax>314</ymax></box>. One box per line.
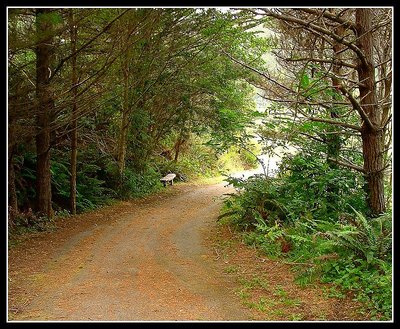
<box><xmin>220</xmin><ymin>152</ymin><xmax>392</xmax><ymax>320</ymax></box>
<box><xmin>277</xmin><ymin>153</ymin><xmax>367</xmax><ymax>222</ymax></box>
<box><xmin>217</xmin><ymin>144</ymin><xmax>259</xmax><ymax>173</ymax></box>
<box><xmin>326</xmin><ymin>209</ymin><xmax>392</xmax><ymax>264</ymax></box>
<box><xmin>51</xmin><ymin>157</ymin><xmax>114</xmax><ymax>212</ymax></box>
<box><xmin>9</xmin><ymin>208</ymin><xmax>56</xmax><ymax>235</ymax></box>
<box><xmin>14</xmin><ymin>151</ymin><xmax>37</xmax><ymax>211</ymax></box>
<box><xmin>221</xmin><ymin>152</ymin><xmax>367</xmax><ymax>229</ymax></box>
<box><xmin>117</xmin><ymin>166</ymin><xmax>163</xmax><ymax>199</ymax></box>
<box><xmin>156</xmin><ymin>140</ymin><xmax>220</xmax><ymax>179</ymax></box>
<box><xmin>321</xmin><ymin>255</ymin><xmax>392</xmax><ymax>319</ymax></box>
<box><xmin>103</xmin><ymin>160</ymin><xmax>163</xmax><ymax>199</ymax></box>
<box><xmin>220</xmin><ymin>174</ymin><xmax>285</xmax><ymax>229</ymax></box>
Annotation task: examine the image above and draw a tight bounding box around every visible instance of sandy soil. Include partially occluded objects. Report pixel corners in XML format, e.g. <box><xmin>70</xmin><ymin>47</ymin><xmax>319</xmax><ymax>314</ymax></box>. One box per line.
<box><xmin>8</xmin><ymin>181</ymin><xmax>366</xmax><ymax>322</ymax></box>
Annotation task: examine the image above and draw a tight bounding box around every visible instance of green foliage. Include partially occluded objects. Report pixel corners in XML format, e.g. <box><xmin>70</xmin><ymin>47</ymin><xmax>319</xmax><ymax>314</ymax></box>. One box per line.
<box><xmin>51</xmin><ymin>152</ymin><xmax>114</xmax><ymax>212</ymax></box>
<box><xmin>237</xmin><ymin>148</ymin><xmax>259</xmax><ymax>169</ymax></box>
<box><xmin>12</xmin><ymin>147</ymin><xmax>115</xmax><ymax>216</ymax></box>
<box><xmin>14</xmin><ymin>151</ymin><xmax>37</xmax><ymax>209</ymax></box>
<box><xmin>9</xmin><ymin>208</ymin><xmax>55</xmax><ymax>234</ymax></box>
<box><xmin>9</xmin><ymin>7</ymin><xmax>267</xmax><ymax>225</ymax></box>
<box><xmin>36</xmin><ymin>11</ymin><xmax>63</xmax><ymax>25</ymax></box>
<box><xmin>157</xmin><ymin>142</ymin><xmax>219</xmax><ymax>180</ymax></box>
<box><xmin>278</xmin><ymin>153</ymin><xmax>367</xmax><ymax>221</ymax></box>
<box><xmin>155</xmin><ymin>135</ymin><xmax>259</xmax><ymax>187</ymax></box>
<box><xmin>221</xmin><ymin>152</ymin><xmax>366</xmax><ymax>231</ymax></box>
<box><xmin>157</xmin><ymin>135</ymin><xmax>258</xmax><ymax>180</ymax></box>
<box><xmin>217</xmin><ymin>145</ymin><xmax>259</xmax><ymax>173</ymax></box>
<box><xmin>221</xmin><ymin>151</ymin><xmax>392</xmax><ymax>320</ymax></box>
<box><xmin>321</xmin><ymin>255</ymin><xmax>392</xmax><ymax>319</ymax></box>
<box><xmin>300</xmin><ymin>72</ymin><xmax>310</xmax><ymax>89</ymax></box>
<box><xmin>326</xmin><ymin>209</ymin><xmax>392</xmax><ymax>264</ymax></box>
<box><xmin>115</xmin><ymin>165</ymin><xmax>163</xmax><ymax>199</ymax></box>
<box><xmin>221</xmin><ymin>174</ymin><xmax>285</xmax><ymax>230</ymax></box>
<box><xmin>242</xmin><ymin>230</ymin><xmax>283</xmax><ymax>259</ymax></box>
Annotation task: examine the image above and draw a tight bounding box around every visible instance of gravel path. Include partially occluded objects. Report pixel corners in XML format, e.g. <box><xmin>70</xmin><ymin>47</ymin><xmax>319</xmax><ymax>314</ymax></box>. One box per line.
<box><xmin>8</xmin><ymin>183</ymin><xmax>252</xmax><ymax>321</ymax></box>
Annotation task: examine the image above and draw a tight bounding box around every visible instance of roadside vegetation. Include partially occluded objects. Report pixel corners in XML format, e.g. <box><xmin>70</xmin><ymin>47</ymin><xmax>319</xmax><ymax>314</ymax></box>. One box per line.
<box><xmin>217</xmin><ymin>8</ymin><xmax>392</xmax><ymax>321</ymax></box>
<box><xmin>220</xmin><ymin>150</ymin><xmax>392</xmax><ymax>320</ymax></box>
<box><xmin>8</xmin><ymin>7</ymin><xmax>392</xmax><ymax>321</ymax></box>
<box><xmin>9</xmin><ymin>139</ymin><xmax>257</xmax><ymax>237</ymax></box>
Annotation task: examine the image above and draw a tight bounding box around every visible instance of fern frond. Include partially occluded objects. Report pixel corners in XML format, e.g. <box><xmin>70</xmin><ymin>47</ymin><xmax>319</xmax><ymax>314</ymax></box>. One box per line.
<box><xmin>217</xmin><ymin>210</ymin><xmax>239</xmax><ymax>220</ymax></box>
<box><xmin>287</xmin><ymin>234</ymin><xmax>311</xmax><ymax>243</ymax></box>
<box><xmin>349</xmin><ymin>205</ymin><xmax>372</xmax><ymax>237</ymax></box>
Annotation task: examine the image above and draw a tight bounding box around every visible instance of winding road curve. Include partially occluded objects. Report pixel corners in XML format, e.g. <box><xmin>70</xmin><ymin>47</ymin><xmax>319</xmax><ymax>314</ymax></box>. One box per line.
<box><xmin>8</xmin><ymin>183</ymin><xmax>253</xmax><ymax>321</ymax></box>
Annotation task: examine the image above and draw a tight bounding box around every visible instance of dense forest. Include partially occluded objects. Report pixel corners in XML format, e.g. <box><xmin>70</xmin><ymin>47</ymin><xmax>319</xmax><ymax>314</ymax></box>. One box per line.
<box><xmin>8</xmin><ymin>7</ymin><xmax>392</xmax><ymax>320</ymax></box>
<box><xmin>8</xmin><ymin>8</ymin><xmax>265</xmax><ymax>221</ymax></box>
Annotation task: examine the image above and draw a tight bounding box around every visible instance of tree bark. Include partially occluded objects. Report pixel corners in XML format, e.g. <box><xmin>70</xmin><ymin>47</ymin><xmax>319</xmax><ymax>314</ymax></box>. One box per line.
<box><xmin>326</xmin><ymin>17</ymin><xmax>343</xmax><ymax>170</ymax></box>
<box><xmin>8</xmin><ymin>115</ymin><xmax>19</xmax><ymax>227</ymax></box>
<box><xmin>173</xmin><ymin>136</ymin><xmax>186</xmax><ymax>162</ymax></box>
<box><xmin>116</xmin><ymin>49</ymin><xmax>130</xmax><ymax>176</ymax></box>
<box><xmin>356</xmin><ymin>8</ymin><xmax>386</xmax><ymax>216</ymax></box>
<box><xmin>8</xmin><ymin>144</ymin><xmax>18</xmax><ymax>228</ymax></box>
<box><xmin>325</xmin><ymin>16</ymin><xmax>344</xmax><ymax>216</ymax></box>
<box><xmin>69</xmin><ymin>9</ymin><xmax>78</xmax><ymax>215</ymax></box>
<box><xmin>35</xmin><ymin>8</ymin><xmax>54</xmax><ymax>218</ymax></box>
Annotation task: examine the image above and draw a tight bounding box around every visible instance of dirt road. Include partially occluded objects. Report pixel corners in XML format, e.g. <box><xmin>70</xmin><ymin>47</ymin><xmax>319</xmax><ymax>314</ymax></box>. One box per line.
<box><xmin>8</xmin><ymin>182</ymin><xmax>253</xmax><ymax>321</ymax></box>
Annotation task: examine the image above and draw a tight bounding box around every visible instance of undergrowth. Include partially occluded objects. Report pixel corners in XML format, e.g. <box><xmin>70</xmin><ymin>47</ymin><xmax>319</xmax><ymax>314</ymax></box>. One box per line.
<box><xmin>220</xmin><ymin>152</ymin><xmax>392</xmax><ymax>320</ymax></box>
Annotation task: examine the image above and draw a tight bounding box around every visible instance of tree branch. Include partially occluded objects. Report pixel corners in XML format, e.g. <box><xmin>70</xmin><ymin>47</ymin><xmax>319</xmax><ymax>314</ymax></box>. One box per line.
<box><xmin>50</xmin><ymin>9</ymin><xmax>131</xmax><ymax>81</ymax></box>
<box><xmin>257</xmin><ymin>93</ymin><xmax>348</xmax><ymax>109</ymax></box>
<box><xmin>297</xmin><ymin>8</ymin><xmax>357</xmax><ymax>32</ymax></box>
<box><xmin>327</xmin><ymin>157</ymin><xmax>366</xmax><ymax>173</ymax></box>
<box><xmin>299</xmin><ymin>132</ymin><xmax>325</xmax><ymax>143</ymax></box>
<box><xmin>337</xmin><ymin>84</ymin><xmax>378</xmax><ymax>130</ymax></box>
<box><xmin>285</xmin><ymin>56</ymin><xmax>357</xmax><ymax>69</ymax></box>
<box><xmin>305</xmin><ymin>115</ymin><xmax>361</xmax><ymax>132</ymax></box>
<box><xmin>221</xmin><ymin>49</ymin><xmax>293</xmax><ymax>94</ymax></box>
<box><xmin>260</xmin><ymin>9</ymin><xmax>368</xmax><ymax>67</ymax></box>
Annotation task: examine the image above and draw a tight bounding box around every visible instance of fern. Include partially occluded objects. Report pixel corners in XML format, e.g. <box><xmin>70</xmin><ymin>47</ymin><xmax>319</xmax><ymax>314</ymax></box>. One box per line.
<box><xmin>217</xmin><ymin>210</ymin><xmax>240</xmax><ymax>221</ymax></box>
<box><xmin>327</xmin><ymin>208</ymin><xmax>392</xmax><ymax>264</ymax></box>
<box><xmin>287</xmin><ymin>234</ymin><xmax>311</xmax><ymax>244</ymax></box>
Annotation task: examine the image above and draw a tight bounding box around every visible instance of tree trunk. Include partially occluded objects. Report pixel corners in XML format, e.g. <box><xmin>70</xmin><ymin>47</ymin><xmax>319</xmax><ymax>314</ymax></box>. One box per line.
<box><xmin>69</xmin><ymin>9</ymin><xmax>78</xmax><ymax>215</ymax></box>
<box><xmin>379</xmin><ymin>45</ymin><xmax>392</xmax><ymax>210</ymax></box>
<box><xmin>8</xmin><ymin>117</ymin><xmax>18</xmax><ymax>227</ymax></box>
<box><xmin>8</xmin><ymin>145</ymin><xmax>18</xmax><ymax>228</ymax></box>
<box><xmin>323</xmin><ymin>14</ymin><xmax>343</xmax><ymax>216</ymax></box>
<box><xmin>35</xmin><ymin>8</ymin><xmax>54</xmax><ymax>218</ymax></box>
<box><xmin>356</xmin><ymin>8</ymin><xmax>386</xmax><ymax>216</ymax></box>
<box><xmin>326</xmin><ymin>18</ymin><xmax>344</xmax><ymax>170</ymax></box>
<box><xmin>117</xmin><ymin>46</ymin><xmax>130</xmax><ymax>176</ymax></box>
<box><xmin>173</xmin><ymin>136</ymin><xmax>186</xmax><ymax>162</ymax></box>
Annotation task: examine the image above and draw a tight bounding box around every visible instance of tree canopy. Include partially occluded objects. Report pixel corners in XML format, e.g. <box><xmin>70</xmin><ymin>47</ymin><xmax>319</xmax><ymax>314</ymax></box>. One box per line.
<box><xmin>8</xmin><ymin>7</ymin><xmax>391</xmax><ymax>221</ymax></box>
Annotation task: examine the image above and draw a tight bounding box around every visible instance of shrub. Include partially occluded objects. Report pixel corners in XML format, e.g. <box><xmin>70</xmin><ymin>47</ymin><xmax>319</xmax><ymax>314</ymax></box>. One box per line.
<box><xmin>277</xmin><ymin>153</ymin><xmax>367</xmax><ymax>222</ymax></box>
<box><xmin>14</xmin><ymin>151</ymin><xmax>37</xmax><ymax>210</ymax></box>
<box><xmin>321</xmin><ymin>254</ymin><xmax>392</xmax><ymax>319</ymax></box>
<box><xmin>156</xmin><ymin>143</ymin><xmax>220</xmax><ymax>179</ymax></box>
<box><xmin>9</xmin><ymin>208</ymin><xmax>56</xmax><ymax>235</ymax></box>
<box><xmin>220</xmin><ymin>175</ymin><xmax>285</xmax><ymax>229</ymax></box>
<box><xmin>104</xmin><ymin>162</ymin><xmax>163</xmax><ymax>200</ymax></box>
<box><xmin>118</xmin><ymin>166</ymin><xmax>163</xmax><ymax>199</ymax></box>
<box><xmin>326</xmin><ymin>209</ymin><xmax>392</xmax><ymax>264</ymax></box>
<box><xmin>220</xmin><ymin>152</ymin><xmax>392</xmax><ymax>320</ymax></box>
<box><xmin>51</xmin><ymin>158</ymin><xmax>113</xmax><ymax>212</ymax></box>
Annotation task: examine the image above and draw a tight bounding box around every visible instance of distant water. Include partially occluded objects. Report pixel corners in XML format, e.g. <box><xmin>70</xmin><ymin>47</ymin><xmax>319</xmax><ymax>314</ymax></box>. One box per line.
<box><xmin>228</xmin><ymin>154</ymin><xmax>280</xmax><ymax>180</ymax></box>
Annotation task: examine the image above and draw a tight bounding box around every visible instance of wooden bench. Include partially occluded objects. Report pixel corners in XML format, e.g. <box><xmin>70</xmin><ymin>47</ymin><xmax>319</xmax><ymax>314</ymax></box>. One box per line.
<box><xmin>160</xmin><ymin>173</ymin><xmax>176</xmax><ymax>187</ymax></box>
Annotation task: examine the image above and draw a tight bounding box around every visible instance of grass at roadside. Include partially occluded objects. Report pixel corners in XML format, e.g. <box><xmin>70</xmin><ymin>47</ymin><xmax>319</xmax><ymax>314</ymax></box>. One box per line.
<box><xmin>210</xmin><ymin>221</ymin><xmax>367</xmax><ymax>321</ymax></box>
